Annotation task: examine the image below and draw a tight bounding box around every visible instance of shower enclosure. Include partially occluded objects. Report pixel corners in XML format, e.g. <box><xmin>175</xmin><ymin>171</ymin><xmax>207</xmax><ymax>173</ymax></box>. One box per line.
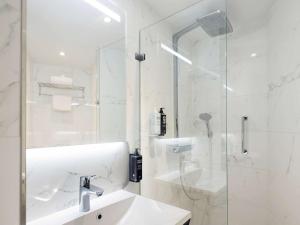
<box><xmin>139</xmin><ymin>1</ymin><xmax>228</xmax><ymax>224</ymax></box>
<box><xmin>140</xmin><ymin>0</ymin><xmax>300</xmax><ymax>224</ymax></box>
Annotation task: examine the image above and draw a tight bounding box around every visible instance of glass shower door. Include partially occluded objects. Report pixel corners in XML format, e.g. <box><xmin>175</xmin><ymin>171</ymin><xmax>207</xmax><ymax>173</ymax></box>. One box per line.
<box><xmin>139</xmin><ymin>1</ymin><xmax>228</xmax><ymax>225</ymax></box>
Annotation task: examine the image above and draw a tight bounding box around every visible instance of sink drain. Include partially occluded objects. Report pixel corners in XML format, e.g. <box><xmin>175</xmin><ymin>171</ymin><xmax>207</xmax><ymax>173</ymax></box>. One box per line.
<box><xmin>96</xmin><ymin>213</ymin><xmax>102</xmax><ymax>220</ymax></box>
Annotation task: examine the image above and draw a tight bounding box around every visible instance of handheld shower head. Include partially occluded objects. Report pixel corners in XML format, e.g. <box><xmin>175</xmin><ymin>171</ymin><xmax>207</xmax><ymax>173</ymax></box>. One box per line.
<box><xmin>199</xmin><ymin>113</ymin><xmax>213</xmax><ymax>138</ymax></box>
<box><xmin>199</xmin><ymin>113</ymin><xmax>212</xmax><ymax>122</ymax></box>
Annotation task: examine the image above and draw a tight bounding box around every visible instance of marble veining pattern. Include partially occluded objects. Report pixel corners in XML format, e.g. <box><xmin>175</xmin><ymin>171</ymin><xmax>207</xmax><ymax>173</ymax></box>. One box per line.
<box><xmin>0</xmin><ymin>0</ymin><xmax>21</xmax><ymax>225</ymax></box>
<box><xmin>268</xmin><ymin>63</ymin><xmax>300</xmax><ymax>92</ymax></box>
<box><xmin>0</xmin><ymin>2</ymin><xmax>19</xmax><ymax>53</ymax></box>
<box><xmin>0</xmin><ymin>0</ymin><xmax>20</xmax><ymax>138</ymax></box>
<box><xmin>99</xmin><ymin>40</ymin><xmax>126</xmax><ymax>142</ymax></box>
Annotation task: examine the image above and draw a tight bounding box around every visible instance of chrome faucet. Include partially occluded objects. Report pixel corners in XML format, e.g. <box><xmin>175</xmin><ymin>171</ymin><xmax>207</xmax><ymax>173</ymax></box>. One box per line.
<box><xmin>79</xmin><ymin>175</ymin><xmax>104</xmax><ymax>212</ymax></box>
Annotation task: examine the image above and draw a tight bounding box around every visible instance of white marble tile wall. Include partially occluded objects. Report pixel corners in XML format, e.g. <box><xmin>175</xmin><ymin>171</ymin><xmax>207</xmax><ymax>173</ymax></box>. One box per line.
<box><xmin>26</xmin><ymin>62</ymin><xmax>98</xmax><ymax>148</ymax></box>
<box><xmin>26</xmin><ymin>143</ymin><xmax>129</xmax><ymax>222</ymax></box>
<box><xmin>99</xmin><ymin>40</ymin><xmax>126</xmax><ymax>142</ymax></box>
<box><xmin>267</xmin><ymin>0</ymin><xmax>300</xmax><ymax>224</ymax></box>
<box><xmin>0</xmin><ymin>0</ymin><xmax>21</xmax><ymax>225</ymax></box>
<box><xmin>227</xmin><ymin>25</ymin><xmax>269</xmax><ymax>225</ymax></box>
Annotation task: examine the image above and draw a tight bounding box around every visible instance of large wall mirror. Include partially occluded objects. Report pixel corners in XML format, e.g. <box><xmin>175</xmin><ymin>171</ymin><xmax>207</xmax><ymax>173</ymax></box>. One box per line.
<box><xmin>26</xmin><ymin>0</ymin><xmax>126</xmax><ymax>148</ymax></box>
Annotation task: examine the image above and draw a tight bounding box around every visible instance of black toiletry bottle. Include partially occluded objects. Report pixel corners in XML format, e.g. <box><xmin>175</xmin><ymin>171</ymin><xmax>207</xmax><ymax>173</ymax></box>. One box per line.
<box><xmin>159</xmin><ymin>108</ymin><xmax>166</xmax><ymax>136</ymax></box>
<box><xmin>129</xmin><ymin>148</ymin><xmax>142</xmax><ymax>182</ymax></box>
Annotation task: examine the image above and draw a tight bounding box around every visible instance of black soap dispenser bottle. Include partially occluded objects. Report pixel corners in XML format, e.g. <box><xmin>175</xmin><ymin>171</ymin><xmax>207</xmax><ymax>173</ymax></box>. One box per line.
<box><xmin>129</xmin><ymin>148</ymin><xmax>142</xmax><ymax>182</ymax></box>
<box><xmin>159</xmin><ymin>108</ymin><xmax>166</xmax><ymax>136</ymax></box>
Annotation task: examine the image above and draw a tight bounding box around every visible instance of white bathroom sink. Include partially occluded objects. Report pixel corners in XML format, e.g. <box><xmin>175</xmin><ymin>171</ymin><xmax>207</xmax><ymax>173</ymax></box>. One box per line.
<box><xmin>27</xmin><ymin>190</ymin><xmax>191</xmax><ymax>225</ymax></box>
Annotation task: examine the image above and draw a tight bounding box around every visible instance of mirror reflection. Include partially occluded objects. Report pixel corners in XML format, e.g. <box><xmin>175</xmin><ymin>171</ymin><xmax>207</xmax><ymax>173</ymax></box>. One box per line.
<box><xmin>26</xmin><ymin>0</ymin><xmax>126</xmax><ymax>148</ymax></box>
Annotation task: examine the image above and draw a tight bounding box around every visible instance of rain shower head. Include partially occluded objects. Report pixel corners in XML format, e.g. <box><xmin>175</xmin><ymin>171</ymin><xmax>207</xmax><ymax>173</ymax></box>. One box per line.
<box><xmin>199</xmin><ymin>113</ymin><xmax>212</xmax><ymax>122</ymax></box>
<box><xmin>172</xmin><ymin>10</ymin><xmax>233</xmax><ymax>43</ymax></box>
<box><xmin>197</xmin><ymin>10</ymin><xmax>233</xmax><ymax>37</ymax></box>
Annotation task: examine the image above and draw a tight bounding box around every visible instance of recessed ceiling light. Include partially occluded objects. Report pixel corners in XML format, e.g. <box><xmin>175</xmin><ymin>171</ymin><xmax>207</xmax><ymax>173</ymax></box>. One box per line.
<box><xmin>104</xmin><ymin>17</ymin><xmax>112</xmax><ymax>23</ymax></box>
<box><xmin>250</xmin><ymin>53</ymin><xmax>257</xmax><ymax>58</ymax></box>
<box><xmin>59</xmin><ymin>51</ymin><xmax>65</xmax><ymax>56</ymax></box>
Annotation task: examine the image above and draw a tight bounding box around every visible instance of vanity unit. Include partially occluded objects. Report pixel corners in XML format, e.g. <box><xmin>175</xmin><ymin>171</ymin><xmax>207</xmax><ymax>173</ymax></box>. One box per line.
<box><xmin>28</xmin><ymin>191</ymin><xmax>191</xmax><ymax>225</ymax></box>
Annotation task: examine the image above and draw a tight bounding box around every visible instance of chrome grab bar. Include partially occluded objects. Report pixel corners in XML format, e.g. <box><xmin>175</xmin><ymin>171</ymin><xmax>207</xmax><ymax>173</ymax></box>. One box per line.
<box><xmin>241</xmin><ymin>116</ymin><xmax>248</xmax><ymax>154</ymax></box>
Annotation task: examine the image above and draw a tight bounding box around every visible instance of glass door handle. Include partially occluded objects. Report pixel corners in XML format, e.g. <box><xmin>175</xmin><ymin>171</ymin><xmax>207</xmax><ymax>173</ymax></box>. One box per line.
<box><xmin>241</xmin><ymin>116</ymin><xmax>248</xmax><ymax>154</ymax></box>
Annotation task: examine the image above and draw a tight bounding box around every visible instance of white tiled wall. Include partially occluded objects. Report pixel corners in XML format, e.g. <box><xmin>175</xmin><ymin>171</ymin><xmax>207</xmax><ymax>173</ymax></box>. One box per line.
<box><xmin>99</xmin><ymin>40</ymin><xmax>126</xmax><ymax>142</ymax></box>
<box><xmin>0</xmin><ymin>0</ymin><xmax>21</xmax><ymax>225</ymax></box>
<box><xmin>267</xmin><ymin>0</ymin><xmax>300</xmax><ymax>224</ymax></box>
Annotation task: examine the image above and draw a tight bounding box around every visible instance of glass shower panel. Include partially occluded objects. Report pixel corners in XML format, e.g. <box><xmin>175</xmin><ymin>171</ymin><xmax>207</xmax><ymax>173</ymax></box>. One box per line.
<box><xmin>227</xmin><ymin>1</ymin><xmax>300</xmax><ymax>225</ymax></box>
<box><xmin>139</xmin><ymin>1</ymin><xmax>227</xmax><ymax>225</ymax></box>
